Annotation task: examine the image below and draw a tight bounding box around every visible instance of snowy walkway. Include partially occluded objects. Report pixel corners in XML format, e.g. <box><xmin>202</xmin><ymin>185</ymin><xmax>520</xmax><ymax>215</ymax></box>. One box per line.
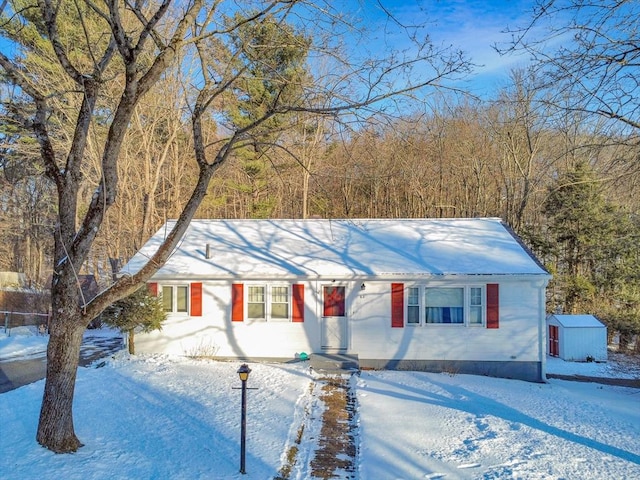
<box><xmin>276</xmin><ymin>373</ymin><xmax>358</xmax><ymax>480</ymax></box>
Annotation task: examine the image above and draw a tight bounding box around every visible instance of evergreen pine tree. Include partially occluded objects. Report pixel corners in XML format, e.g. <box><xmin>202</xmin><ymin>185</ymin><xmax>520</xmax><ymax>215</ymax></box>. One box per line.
<box><xmin>544</xmin><ymin>161</ymin><xmax>607</xmax><ymax>313</ymax></box>
<box><xmin>544</xmin><ymin>160</ymin><xmax>640</xmax><ymax>349</ymax></box>
<box><xmin>102</xmin><ymin>287</ymin><xmax>166</xmax><ymax>354</ymax></box>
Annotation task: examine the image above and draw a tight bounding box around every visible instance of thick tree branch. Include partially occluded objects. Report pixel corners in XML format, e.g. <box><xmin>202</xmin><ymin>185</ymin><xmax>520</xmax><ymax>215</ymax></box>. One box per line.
<box><xmin>0</xmin><ymin>52</ymin><xmax>62</xmax><ymax>184</ymax></box>
<box><xmin>70</xmin><ymin>0</ymin><xmax>205</xmax><ymax>272</ymax></box>
<box><xmin>82</xmin><ymin>159</ymin><xmax>219</xmax><ymax>319</ymax></box>
<box><xmin>39</xmin><ymin>0</ymin><xmax>85</xmax><ymax>85</ymax></box>
<box><xmin>125</xmin><ymin>0</ymin><xmax>171</xmax><ymax>51</ymax></box>
<box><xmin>596</xmin><ymin>109</ymin><xmax>640</xmax><ymax>131</ymax></box>
<box><xmin>137</xmin><ymin>0</ymin><xmax>203</xmax><ymax>96</ymax></box>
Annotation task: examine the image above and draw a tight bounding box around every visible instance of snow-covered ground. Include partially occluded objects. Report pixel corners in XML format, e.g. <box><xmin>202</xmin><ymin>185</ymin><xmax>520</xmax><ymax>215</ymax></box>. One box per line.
<box><xmin>1</xmin><ymin>330</ymin><xmax>639</xmax><ymax>479</ymax></box>
<box><xmin>0</xmin><ymin>326</ymin><xmax>122</xmax><ymax>361</ymax></box>
<box><xmin>0</xmin><ymin>326</ymin><xmax>51</xmax><ymax>360</ymax></box>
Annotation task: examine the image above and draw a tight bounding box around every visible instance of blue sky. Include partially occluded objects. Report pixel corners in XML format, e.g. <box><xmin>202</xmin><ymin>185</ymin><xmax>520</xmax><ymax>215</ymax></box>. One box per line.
<box><xmin>0</xmin><ymin>0</ymin><xmax>535</xmax><ymax>99</ymax></box>
<box><xmin>347</xmin><ymin>0</ymin><xmax>537</xmax><ymax>97</ymax></box>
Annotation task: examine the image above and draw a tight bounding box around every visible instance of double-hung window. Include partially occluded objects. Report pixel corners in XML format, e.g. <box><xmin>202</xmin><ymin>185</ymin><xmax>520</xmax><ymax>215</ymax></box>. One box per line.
<box><xmin>248</xmin><ymin>286</ymin><xmax>266</xmax><ymax>319</ymax></box>
<box><xmin>407</xmin><ymin>287</ymin><xmax>420</xmax><ymax>325</ymax></box>
<box><xmin>469</xmin><ymin>287</ymin><xmax>483</xmax><ymax>325</ymax></box>
<box><xmin>162</xmin><ymin>285</ymin><xmax>189</xmax><ymax>313</ymax></box>
<box><xmin>247</xmin><ymin>285</ymin><xmax>290</xmax><ymax>321</ymax></box>
<box><xmin>271</xmin><ymin>286</ymin><xmax>290</xmax><ymax>320</ymax></box>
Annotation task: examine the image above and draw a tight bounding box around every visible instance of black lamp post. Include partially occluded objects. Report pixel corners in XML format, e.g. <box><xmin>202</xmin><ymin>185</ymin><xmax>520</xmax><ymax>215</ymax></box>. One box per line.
<box><xmin>237</xmin><ymin>363</ymin><xmax>251</xmax><ymax>474</ymax></box>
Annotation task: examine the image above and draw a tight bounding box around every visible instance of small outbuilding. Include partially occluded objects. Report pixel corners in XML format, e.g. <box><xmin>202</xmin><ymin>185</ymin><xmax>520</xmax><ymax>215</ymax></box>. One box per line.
<box><xmin>546</xmin><ymin>314</ymin><xmax>607</xmax><ymax>362</ymax></box>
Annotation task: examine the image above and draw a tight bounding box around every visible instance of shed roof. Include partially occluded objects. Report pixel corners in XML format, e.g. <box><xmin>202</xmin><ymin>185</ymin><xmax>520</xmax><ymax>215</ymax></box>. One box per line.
<box><xmin>548</xmin><ymin>314</ymin><xmax>605</xmax><ymax>328</ymax></box>
<box><xmin>122</xmin><ymin>218</ymin><xmax>551</xmax><ymax>279</ymax></box>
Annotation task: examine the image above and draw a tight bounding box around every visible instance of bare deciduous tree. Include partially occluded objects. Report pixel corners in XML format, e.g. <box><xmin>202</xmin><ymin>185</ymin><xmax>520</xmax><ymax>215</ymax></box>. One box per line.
<box><xmin>487</xmin><ymin>69</ymin><xmax>554</xmax><ymax>231</ymax></box>
<box><xmin>0</xmin><ymin>0</ymin><xmax>471</xmax><ymax>453</ymax></box>
<box><xmin>501</xmin><ymin>0</ymin><xmax>640</xmax><ymax>133</ymax></box>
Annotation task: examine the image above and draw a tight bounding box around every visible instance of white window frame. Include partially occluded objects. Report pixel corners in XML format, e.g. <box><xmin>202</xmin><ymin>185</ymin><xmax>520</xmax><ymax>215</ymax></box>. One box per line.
<box><xmin>246</xmin><ymin>283</ymin><xmax>291</xmax><ymax>322</ymax></box>
<box><xmin>468</xmin><ymin>286</ymin><xmax>484</xmax><ymax>326</ymax></box>
<box><xmin>407</xmin><ymin>286</ymin><xmax>421</xmax><ymax>325</ymax></box>
<box><xmin>247</xmin><ymin>285</ymin><xmax>267</xmax><ymax>320</ymax></box>
<box><xmin>161</xmin><ymin>284</ymin><xmax>189</xmax><ymax>314</ymax></box>
<box><xmin>270</xmin><ymin>285</ymin><xmax>290</xmax><ymax>321</ymax></box>
<box><xmin>405</xmin><ymin>284</ymin><xmax>485</xmax><ymax>327</ymax></box>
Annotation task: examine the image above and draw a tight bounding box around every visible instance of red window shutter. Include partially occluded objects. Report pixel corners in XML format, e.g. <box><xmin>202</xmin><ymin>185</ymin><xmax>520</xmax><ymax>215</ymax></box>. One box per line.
<box><xmin>232</xmin><ymin>283</ymin><xmax>244</xmax><ymax>322</ymax></box>
<box><xmin>486</xmin><ymin>283</ymin><xmax>499</xmax><ymax>329</ymax></box>
<box><xmin>147</xmin><ymin>282</ymin><xmax>158</xmax><ymax>296</ymax></box>
<box><xmin>391</xmin><ymin>283</ymin><xmax>404</xmax><ymax>328</ymax></box>
<box><xmin>190</xmin><ymin>282</ymin><xmax>202</xmax><ymax>316</ymax></box>
<box><xmin>292</xmin><ymin>284</ymin><xmax>304</xmax><ymax>322</ymax></box>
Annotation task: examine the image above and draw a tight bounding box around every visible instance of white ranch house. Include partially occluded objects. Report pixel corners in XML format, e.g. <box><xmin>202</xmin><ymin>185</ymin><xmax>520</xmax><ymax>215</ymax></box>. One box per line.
<box><xmin>122</xmin><ymin>218</ymin><xmax>551</xmax><ymax>382</ymax></box>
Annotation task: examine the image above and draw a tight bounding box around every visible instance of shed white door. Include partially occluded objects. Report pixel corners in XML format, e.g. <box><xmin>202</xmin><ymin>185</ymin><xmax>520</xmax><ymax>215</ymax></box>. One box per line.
<box><xmin>321</xmin><ymin>285</ymin><xmax>348</xmax><ymax>350</ymax></box>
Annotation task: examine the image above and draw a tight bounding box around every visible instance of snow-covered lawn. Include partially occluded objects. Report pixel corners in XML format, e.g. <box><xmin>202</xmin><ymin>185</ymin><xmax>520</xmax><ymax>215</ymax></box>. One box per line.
<box><xmin>357</xmin><ymin>370</ymin><xmax>639</xmax><ymax>479</ymax></box>
<box><xmin>0</xmin><ymin>326</ymin><xmax>50</xmax><ymax>360</ymax></box>
<box><xmin>1</xmin><ymin>330</ymin><xmax>639</xmax><ymax>479</ymax></box>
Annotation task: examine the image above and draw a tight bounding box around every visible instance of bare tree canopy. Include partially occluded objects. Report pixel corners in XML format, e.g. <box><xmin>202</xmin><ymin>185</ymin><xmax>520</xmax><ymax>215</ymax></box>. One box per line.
<box><xmin>500</xmin><ymin>0</ymin><xmax>640</xmax><ymax>132</ymax></box>
<box><xmin>0</xmin><ymin>0</ymin><xmax>471</xmax><ymax>452</ymax></box>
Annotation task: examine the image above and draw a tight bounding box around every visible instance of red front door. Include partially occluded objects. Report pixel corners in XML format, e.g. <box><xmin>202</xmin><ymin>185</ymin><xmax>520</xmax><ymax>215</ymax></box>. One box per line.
<box><xmin>549</xmin><ymin>325</ymin><xmax>559</xmax><ymax>357</ymax></box>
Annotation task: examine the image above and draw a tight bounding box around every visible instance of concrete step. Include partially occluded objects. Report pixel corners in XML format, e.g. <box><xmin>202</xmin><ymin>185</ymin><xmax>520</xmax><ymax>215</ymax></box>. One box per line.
<box><xmin>310</xmin><ymin>353</ymin><xmax>359</xmax><ymax>373</ymax></box>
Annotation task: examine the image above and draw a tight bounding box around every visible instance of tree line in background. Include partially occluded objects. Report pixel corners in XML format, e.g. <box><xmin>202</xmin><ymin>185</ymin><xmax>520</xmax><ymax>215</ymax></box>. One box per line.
<box><xmin>2</xmin><ymin>65</ymin><xmax>639</xmax><ymax>347</ymax></box>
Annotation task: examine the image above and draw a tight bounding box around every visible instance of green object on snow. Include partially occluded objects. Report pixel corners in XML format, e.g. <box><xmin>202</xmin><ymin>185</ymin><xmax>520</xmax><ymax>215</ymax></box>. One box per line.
<box><xmin>299</xmin><ymin>352</ymin><xmax>308</xmax><ymax>361</ymax></box>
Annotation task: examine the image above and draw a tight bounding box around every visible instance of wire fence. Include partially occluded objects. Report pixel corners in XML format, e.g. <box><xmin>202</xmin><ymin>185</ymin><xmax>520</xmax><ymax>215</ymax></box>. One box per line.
<box><xmin>2</xmin><ymin>311</ymin><xmax>51</xmax><ymax>335</ymax></box>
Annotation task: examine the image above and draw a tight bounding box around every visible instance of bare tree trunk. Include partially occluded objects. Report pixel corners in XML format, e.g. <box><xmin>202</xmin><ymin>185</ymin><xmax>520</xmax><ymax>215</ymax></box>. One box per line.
<box><xmin>141</xmin><ymin>192</ymin><xmax>150</xmax><ymax>248</ymax></box>
<box><xmin>36</xmin><ymin>311</ymin><xmax>84</xmax><ymax>452</ymax></box>
<box><xmin>128</xmin><ymin>329</ymin><xmax>135</xmax><ymax>355</ymax></box>
<box><xmin>302</xmin><ymin>167</ymin><xmax>310</xmax><ymax>219</ymax></box>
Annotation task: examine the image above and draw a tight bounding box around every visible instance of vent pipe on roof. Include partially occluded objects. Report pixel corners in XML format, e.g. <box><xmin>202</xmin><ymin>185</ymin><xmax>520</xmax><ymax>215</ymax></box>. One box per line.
<box><xmin>205</xmin><ymin>244</ymin><xmax>212</xmax><ymax>259</ymax></box>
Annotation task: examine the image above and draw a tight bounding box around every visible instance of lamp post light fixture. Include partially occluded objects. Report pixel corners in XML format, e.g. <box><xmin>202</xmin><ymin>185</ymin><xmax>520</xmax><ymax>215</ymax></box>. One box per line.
<box><xmin>237</xmin><ymin>363</ymin><xmax>251</xmax><ymax>474</ymax></box>
<box><xmin>238</xmin><ymin>363</ymin><xmax>251</xmax><ymax>382</ymax></box>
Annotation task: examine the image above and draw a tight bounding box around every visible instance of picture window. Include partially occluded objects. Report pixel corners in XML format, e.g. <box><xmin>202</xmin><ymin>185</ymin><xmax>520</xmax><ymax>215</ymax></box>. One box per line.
<box><xmin>406</xmin><ymin>285</ymin><xmax>484</xmax><ymax>326</ymax></box>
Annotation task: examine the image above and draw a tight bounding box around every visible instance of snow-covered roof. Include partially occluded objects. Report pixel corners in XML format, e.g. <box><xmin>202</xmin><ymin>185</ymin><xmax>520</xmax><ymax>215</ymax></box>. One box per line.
<box><xmin>548</xmin><ymin>314</ymin><xmax>605</xmax><ymax>328</ymax></box>
<box><xmin>122</xmin><ymin>218</ymin><xmax>550</xmax><ymax>279</ymax></box>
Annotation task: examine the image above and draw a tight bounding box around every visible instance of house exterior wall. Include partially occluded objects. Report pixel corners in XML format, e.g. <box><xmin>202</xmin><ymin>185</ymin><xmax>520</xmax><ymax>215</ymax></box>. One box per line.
<box><xmin>135</xmin><ymin>275</ymin><xmax>547</xmax><ymax>382</ymax></box>
<box><xmin>135</xmin><ymin>280</ymin><xmax>319</xmax><ymax>359</ymax></box>
<box><xmin>562</xmin><ymin>328</ymin><xmax>607</xmax><ymax>362</ymax></box>
<box><xmin>350</xmin><ymin>278</ymin><xmax>546</xmax><ymax>382</ymax></box>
